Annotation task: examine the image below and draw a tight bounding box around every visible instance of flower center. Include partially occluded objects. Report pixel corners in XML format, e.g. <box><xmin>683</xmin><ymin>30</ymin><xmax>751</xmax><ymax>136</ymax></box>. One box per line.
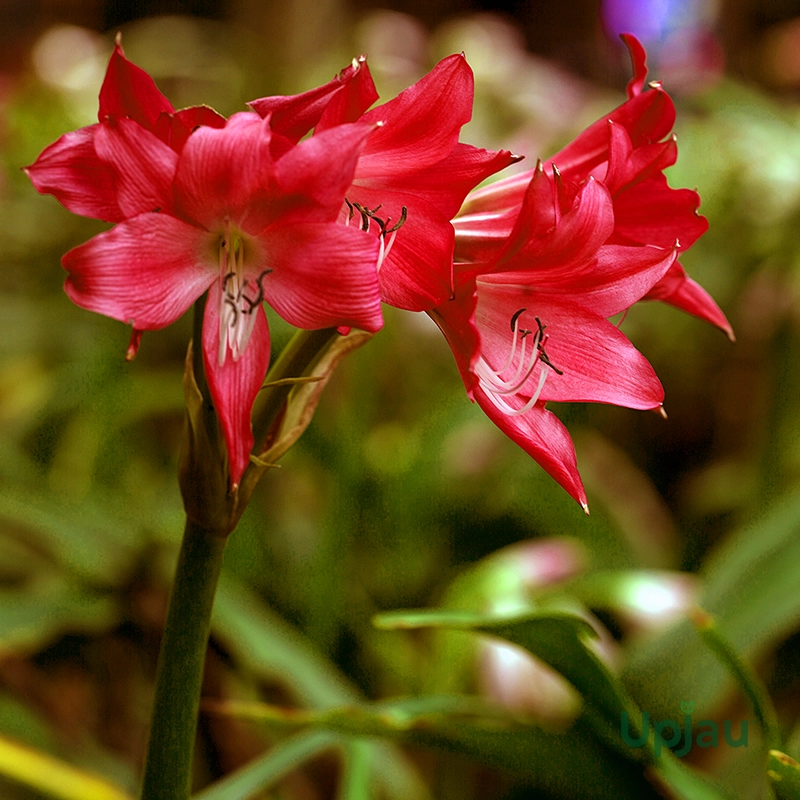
<box><xmin>344</xmin><ymin>199</ymin><xmax>407</xmax><ymax>272</ymax></box>
<box><xmin>475</xmin><ymin>310</ymin><xmax>563</xmax><ymax>416</ymax></box>
<box><xmin>217</xmin><ymin>221</ymin><xmax>270</xmax><ymax>366</ymax></box>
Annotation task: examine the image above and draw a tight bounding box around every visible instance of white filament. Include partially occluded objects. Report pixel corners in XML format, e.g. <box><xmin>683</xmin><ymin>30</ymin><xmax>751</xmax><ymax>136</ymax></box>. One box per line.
<box><xmin>218</xmin><ymin>225</ymin><xmax>259</xmax><ymax>366</ymax></box>
<box><xmin>475</xmin><ymin>314</ymin><xmax>551</xmax><ymax>416</ymax></box>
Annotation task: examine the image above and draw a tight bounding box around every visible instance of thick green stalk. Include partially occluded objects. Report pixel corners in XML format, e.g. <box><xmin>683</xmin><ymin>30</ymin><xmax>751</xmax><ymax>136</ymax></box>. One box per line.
<box><xmin>140</xmin><ymin>518</ymin><xmax>227</xmax><ymax>799</ymax></box>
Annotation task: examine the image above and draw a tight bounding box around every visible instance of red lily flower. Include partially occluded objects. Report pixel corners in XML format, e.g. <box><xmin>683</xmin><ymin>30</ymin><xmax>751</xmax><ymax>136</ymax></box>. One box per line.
<box><xmin>456</xmin><ymin>35</ymin><xmax>732</xmax><ymax>340</ymax></box>
<box><xmin>26</xmin><ymin>38</ymin><xmax>227</xmax><ymax>224</ymax></box>
<box><xmin>250</xmin><ymin>55</ymin><xmax>518</xmax><ymax>312</ymax></box>
<box><xmin>26</xmin><ymin>50</ymin><xmax>383</xmax><ymax>488</ymax></box>
<box><xmin>432</xmin><ymin>166</ymin><xmax>677</xmax><ymax>509</ymax></box>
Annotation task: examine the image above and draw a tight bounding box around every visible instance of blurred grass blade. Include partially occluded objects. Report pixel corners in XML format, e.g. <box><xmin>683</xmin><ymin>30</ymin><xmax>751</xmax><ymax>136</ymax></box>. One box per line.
<box><xmin>691</xmin><ymin>607</ymin><xmax>781</xmax><ymax>751</ymax></box>
<box><xmin>768</xmin><ymin>751</ymin><xmax>800</xmax><ymax>800</ymax></box>
<box><xmin>625</xmin><ymin>490</ymin><xmax>800</xmax><ymax>719</ymax></box>
<box><xmin>340</xmin><ymin>739</ymin><xmax>373</xmax><ymax>800</ymax></box>
<box><xmin>375</xmin><ymin>608</ymin><xmax>644</xmax><ymax>758</ymax></box>
<box><xmin>208</xmin><ymin>694</ymin><xmax>662</xmax><ymax>799</ymax></box>
<box><xmin>375</xmin><ymin>609</ymin><xmax>735</xmax><ymax>800</ymax></box>
<box><xmin>655</xmin><ymin>755</ymin><xmax>739</xmax><ymax>800</ymax></box>
<box><xmin>212</xmin><ymin>576</ymin><xmax>359</xmax><ymax>708</ymax></box>
<box><xmin>211</xmin><ymin>577</ymin><xmax>428</xmax><ymax>799</ymax></box>
<box><xmin>0</xmin><ymin>579</ymin><xmax>117</xmax><ymax>657</ymax></box>
<box><xmin>193</xmin><ymin>731</ymin><xmax>338</xmax><ymax>800</ymax></box>
<box><xmin>0</xmin><ymin>733</ymin><xmax>132</xmax><ymax>800</ymax></box>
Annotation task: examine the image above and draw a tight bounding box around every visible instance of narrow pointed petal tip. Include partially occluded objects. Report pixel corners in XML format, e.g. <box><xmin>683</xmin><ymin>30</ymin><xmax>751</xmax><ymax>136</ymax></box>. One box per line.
<box><xmin>125</xmin><ymin>327</ymin><xmax>143</xmax><ymax>361</ymax></box>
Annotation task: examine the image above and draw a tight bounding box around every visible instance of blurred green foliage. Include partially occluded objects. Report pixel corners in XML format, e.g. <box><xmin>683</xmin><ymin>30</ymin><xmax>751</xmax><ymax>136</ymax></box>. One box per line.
<box><xmin>3</xmin><ymin>5</ymin><xmax>800</xmax><ymax>800</ymax></box>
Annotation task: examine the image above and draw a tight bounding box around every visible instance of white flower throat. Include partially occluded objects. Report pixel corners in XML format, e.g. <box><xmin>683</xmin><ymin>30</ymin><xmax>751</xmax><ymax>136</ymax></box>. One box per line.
<box><xmin>217</xmin><ymin>223</ymin><xmax>270</xmax><ymax>366</ymax></box>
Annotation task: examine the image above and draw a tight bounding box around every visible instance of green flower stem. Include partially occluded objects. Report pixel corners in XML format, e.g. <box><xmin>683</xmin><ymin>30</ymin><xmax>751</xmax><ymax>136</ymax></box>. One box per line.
<box><xmin>140</xmin><ymin>517</ymin><xmax>228</xmax><ymax>800</ymax></box>
<box><xmin>252</xmin><ymin>327</ymin><xmax>339</xmax><ymax>447</ymax></box>
<box><xmin>691</xmin><ymin>607</ymin><xmax>782</xmax><ymax>752</ymax></box>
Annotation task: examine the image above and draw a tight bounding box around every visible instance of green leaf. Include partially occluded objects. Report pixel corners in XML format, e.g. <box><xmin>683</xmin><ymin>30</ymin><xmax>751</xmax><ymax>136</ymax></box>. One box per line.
<box><xmin>0</xmin><ymin>578</ymin><xmax>117</xmax><ymax>656</ymax></box>
<box><xmin>375</xmin><ymin>608</ymin><xmax>643</xmax><ymax>759</ymax></box>
<box><xmin>768</xmin><ymin>750</ymin><xmax>800</xmax><ymax>800</ymax></box>
<box><xmin>210</xmin><ymin>578</ymin><xmax>428</xmax><ymax>800</ymax></box>
<box><xmin>339</xmin><ymin>739</ymin><xmax>374</xmax><ymax>800</ymax></box>
<box><xmin>375</xmin><ymin>608</ymin><xmax>735</xmax><ymax>800</ymax></box>
<box><xmin>625</xmin><ymin>491</ymin><xmax>800</xmax><ymax>719</ymax></box>
<box><xmin>0</xmin><ymin>490</ymin><xmax>138</xmax><ymax>585</ymax></box>
<box><xmin>209</xmin><ymin>694</ymin><xmax>661</xmax><ymax>800</ymax></box>
<box><xmin>193</xmin><ymin>731</ymin><xmax>338</xmax><ymax>800</ymax></box>
<box><xmin>0</xmin><ymin>733</ymin><xmax>132</xmax><ymax>800</ymax></box>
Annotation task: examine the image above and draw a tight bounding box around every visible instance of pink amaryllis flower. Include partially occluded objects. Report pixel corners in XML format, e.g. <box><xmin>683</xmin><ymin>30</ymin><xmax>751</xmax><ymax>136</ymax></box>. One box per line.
<box><xmin>26</xmin><ymin>38</ymin><xmax>226</xmax><ymax>227</ymax></box>
<box><xmin>456</xmin><ymin>35</ymin><xmax>732</xmax><ymax>340</ymax></box>
<box><xmin>432</xmin><ymin>165</ymin><xmax>678</xmax><ymax>509</ymax></box>
<box><xmin>250</xmin><ymin>54</ymin><xmax>518</xmax><ymax>312</ymax></box>
<box><xmin>26</xmin><ymin>48</ymin><xmax>383</xmax><ymax>489</ymax></box>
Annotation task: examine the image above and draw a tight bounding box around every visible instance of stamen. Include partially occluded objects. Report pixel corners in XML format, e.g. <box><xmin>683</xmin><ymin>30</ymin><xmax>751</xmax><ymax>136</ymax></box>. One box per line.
<box><xmin>217</xmin><ymin>224</ymin><xmax>270</xmax><ymax>365</ymax></box>
<box><xmin>475</xmin><ymin>310</ymin><xmax>563</xmax><ymax>417</ymax></box>
<box><xmin>342</xmin><ymin>199</ymin><xmax>409</xmax><ymax>273</ymax></box>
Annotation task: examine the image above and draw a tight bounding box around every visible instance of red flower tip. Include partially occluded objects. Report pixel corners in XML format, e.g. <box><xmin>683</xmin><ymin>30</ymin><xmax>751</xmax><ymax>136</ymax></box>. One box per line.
<box><xmin>125</xmin><ymin>327</ymin><xmax>143</xmax><ymax>361</ymax></box>
<box><xmin>620</xmin><ymin>33</ymin><xmax>648</xmax><ymax>98</ymax></box>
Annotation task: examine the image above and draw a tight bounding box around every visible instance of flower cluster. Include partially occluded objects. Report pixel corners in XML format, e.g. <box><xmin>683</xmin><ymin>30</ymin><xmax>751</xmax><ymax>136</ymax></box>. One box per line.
<box><xmin>26</xmin><ymin>34</ymin><xmax>729</xmax><ymax>509</ymax></box>
<box><xmin>432</xmin><ymin>35</ymin><xmax>732</xmax><ymax>509</ymax></box>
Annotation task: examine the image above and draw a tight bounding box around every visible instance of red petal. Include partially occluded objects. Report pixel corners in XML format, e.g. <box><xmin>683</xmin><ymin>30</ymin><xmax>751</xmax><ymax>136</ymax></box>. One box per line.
<box><xmin>343</xmin><ymin>184</ymin><xmax>455</xmax><ymax>311</ymax></box>
<box><xmin>475</xmin><ymin>387</ymin><xmax>588</xmax><ymax>509</ymax></box>
<box><xmin>174</xmin><ymin>113</ymin><xmax>278</xmax><ymax>232</ymax></box>
<box><xmin>464</xmin><ymin>95</ymin><xmax>675</xmax><ymax>217</ymax></box>
<box><xmin>94</xmin><ymin>118</ymin><xmax>178</xmax><ymax>217</ymax></box>
<box><xmin>317</xmin><ymin>57</ymin><xmax>379</xmax><ymax>130</ymax></box>
<box><xmin>431</xmin><ymin>282</ymin><xmax>588</xmax><ymax>508</ymax></box>
<box><xmin>357</xmin><ymin>54</ymin><xmax>474</xmax><ymax>174</ymax></box>
<box><xmin>260</xmin><ymin>221</ymin><xmax>383</xmax><ymax>332</ymax></box>
<box><xmin>644</xmin><ymin>262</ymin><xmax>735</xmax><ymax>340</ymax></box>
<box><xmin>155</xmin><ymin>105</ymin><xmax>227</xmax><ymax>153</ymax></box>
<box><xmin>276</xmin><ymin>121</ymin><xmax>377</xmax><ymax>223</ymax></box>
<box><xmin>249</xmin><ymin>57</ymin><xmax>378</xmax><ymax>143</ymax></box>
<box><xmin>98</xmin><ymin>39</ymin><xmax>174</xmax><ymax>129</ymax></box>
<box><xmin>621</xmin><ymin>34</ymin><xmax>648</xmax><ymax>98</ymax></box>
<box><xmin>609</xmin><ymin>175</ymin><xmax>708</xmax><ymax>251</ymax></box>
<box><xmin>62</xmin><ymin>214</ymin><xmax>214</xmax><ymax>330</ymax></box>
<box><xmin>499</xmin><ymin>175</ymin><xmax>614</xmax><ymax>272</ymax></box>
<box><xmin>24</xmin><ymin>125</ymin><xmax>124</xmax><ymax>222</ymax></box>
<box><xmin>453</xmin><ymin>208</ymin><xmax>516</xmax><ymax>264</ymax></box>
<box><xmin>365</xmin><ymin>143</ymin><xmax>519</xmax><ymax>221</ymax></box>
<box><xmin>486</xmin><ymin>242</ymin><xmax>677</xmax><ymax>319</ymax></box>
<box><xmin>202</xmin><ymin>284</ymin><xmax>271</xmax><ymax>488</ymax></box>
<box><xmin>550</xmin><ymin>87</ymin><xmax>675</xmax><ymax>177</ymax></box>
<box><xmin>474</xmin><ymin>288</ymin><xmax>664</xmax><ymax>409</ymax></box>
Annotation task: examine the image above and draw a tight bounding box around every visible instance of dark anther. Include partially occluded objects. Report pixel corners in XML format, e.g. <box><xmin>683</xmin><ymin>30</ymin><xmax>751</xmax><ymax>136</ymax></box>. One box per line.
<box><xmin>510</xmin><ymin>308</ymin><xmax>532</xmax><ymax>338</ymax></box>
<box><xmin>386</xmin><ymin>206</ymin><xmax>408</xmax><ymax>233</ymax></box>
<box><xmin>534</xmin><ymin>317</ymin><xmax>563</xmax><ymax>375</ymax></box>
<box><xmin>224</xmin><ymin>296</ymin><xmax>241</xmax><ymax>325</ymax></box>
<box><xmin>242</xmin><ymin>269</ymin><xmax>273</xmax><ymax>311</ymax></box>
<box><xmin>223</xmin><ymin>271</ymin><xmax>238</xmax><ymax>294</ymax></box>
<box><xmin>152</xmin><ymin>207</ymin><xmax>162</xmax><ymax>213</ymax></box>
